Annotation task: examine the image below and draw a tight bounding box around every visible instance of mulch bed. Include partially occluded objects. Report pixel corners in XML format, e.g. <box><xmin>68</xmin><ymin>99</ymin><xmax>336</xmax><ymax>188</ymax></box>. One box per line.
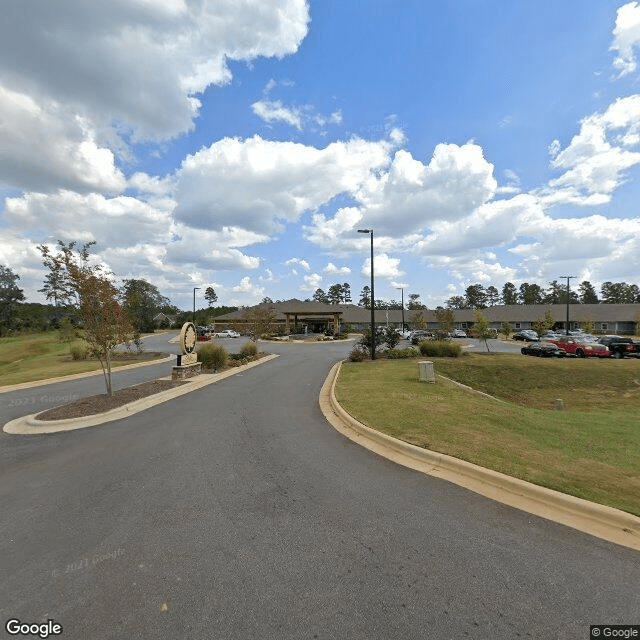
<box><xmin>35</xmin><ymin>379</ymin><xmax>189</xmax><ymax>421</ymax></box>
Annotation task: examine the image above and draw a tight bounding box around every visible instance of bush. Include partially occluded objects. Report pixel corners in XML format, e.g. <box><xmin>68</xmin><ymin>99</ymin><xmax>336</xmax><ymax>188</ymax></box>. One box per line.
<box><xmin>386</xmin><ymin>347</ymin><xmax>419</xmax><ymax>359</ymax></box>
<box><xmin>349</xmin><ymin>346</ymin><xmax>366</xmax><ymax>362</ymax></box>
<box><xmin>418</xmin><ymin>339</ymin><xmax>462</xmax><ymax>358</ymax></box>
<box><xmin>70</xmin><ymin>341</ymin><xmax>89</xmax><ymax>360</ymax></box>
<box><xmin>58</xmin><ymin>317</ymin><xmax>76</xmax><ymax>343</ymax></box>
<box><xmin>383</xmin><ymin>326</ymin><xmax>401</xmax><ymax>349</ymax></box>
<box><xmin>197</xmin><ymin>343</ymin><xmax>228</xmax><ymax>369</ymax></box>
<box><xmin>240</xmin><ymin>341</ymin><xmax>258</xmax><ymax>357</ymax></box>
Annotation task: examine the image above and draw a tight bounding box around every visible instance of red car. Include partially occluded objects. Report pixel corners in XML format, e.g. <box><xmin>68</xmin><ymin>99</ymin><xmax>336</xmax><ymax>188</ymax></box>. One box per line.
<box><xmin>547</xmin><ymin>337</ymin><xmax>609</xmax><ymax>358</ymax></box>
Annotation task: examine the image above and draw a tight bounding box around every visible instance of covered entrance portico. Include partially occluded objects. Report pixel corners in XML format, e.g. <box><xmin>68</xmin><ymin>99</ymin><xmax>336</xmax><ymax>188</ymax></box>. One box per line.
<box><xmin>284</xmin><ymin>310</ymin><xmax>343</xmax><ymax>335</ymax></box>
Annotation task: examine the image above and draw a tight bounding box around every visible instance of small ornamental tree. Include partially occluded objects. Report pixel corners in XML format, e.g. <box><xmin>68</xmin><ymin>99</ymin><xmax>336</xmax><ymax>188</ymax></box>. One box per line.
<box><xmin>383</xmin><ymin>325</ymin><xmax>401</xmax><ymax>349</ymax></box>
<box><xmin>243</xmin><ymin>305</ymin><xmax>278</xmax><ymax>341</ymax></box>
<box><xmin>532</xmin><ymin>310</ymin><xmax>554</xmax><ymax>337</ymax></box>
<box><xmin>38</xmin><ymin>241</ymin><xmax>132</xmax><ymax>396</ymax></box>
<box><xmin>434</xmin><ymin>307</ymin><xmax>455</xmax><ymax>339</ymax></box>
<box><xmin>500</xmin><ymin>322</ymin><xmax>512</xmax><ymax>340</ymax></box>
<box><xmin>472</xmin><ymin>310</ymin><xmax>493</xmax><ymax>352</ymax></box>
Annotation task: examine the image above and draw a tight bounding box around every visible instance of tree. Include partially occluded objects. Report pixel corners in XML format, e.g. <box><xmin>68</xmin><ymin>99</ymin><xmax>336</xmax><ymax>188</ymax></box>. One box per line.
<box><xmin>38</xmin><ymin>241</ymin><xmax>133</xmax><ymax>396</ymax></box>
<box><xmin>485</xmin><ymin>285</ymin><xmax>500</xmax><ymax>307</ymax></box>
<box><xmin>242</xmin><ymin>305</ymin><xmax>278</xmax><ymax>341</ymax></box>
<box><xmin>578</xmin><ymin>281</ymin><xmax>599</xmax><ymax>304</ymax></box>
<box><xmin>342</xmin><ymin>282</ymin><xmax>352</xmax><ymax>303</ymax></box>
<box><xmin>38</xmin><ymin>243</ymin><xmax>75</xmax><ymax>308</ymax></box>
<box><xmin>532</xmin><ymin>310</ymin><xmax>554</xmax><ymax>337</ymax></box>
<box><xmin>122</xmin><ymin>279</ymin><xmax>170</xmax><ymax>334</ymax></box>
<box><xmin>358</xmin><ymin>285</ymin><xmax>371</xmax><ymax>308</ymax></box>
<box><xmin>204</xmin><ymin>286</ymin><xmax>218</xmax><ymax>306</ymax></box>
<box><xmin>434</xmin><ymin>307</ymin><xmax>455</xmax><ymax>338</ymax></box>
<box><xmin>327</xmin><ymin>283</ymin><xmax>343</xmax><ymax>305</ymax></box>
<box><xmin>501</xmin><ymin>282</ymin><xmax>519</xmax><ymax>305</ymax></box>
<box><xmin>472</xmin><ymin>310</ymin><xmax>493</xmax><ymax>352</ymax></box>
<box><xmin>312</xmin><ymin>288</ymin><xmax>329</xmax><ymax>304</ymax></box>
<box><xmin>383</xmin><ymin>325</ymin><xmax>401</xmax><ymax>349</ymax></box>
<box><xmin>600</xmin><ymin>281</ymin><xmax>638</xmax><ymax>303</ymax></box>
<box><xmin>544</xmin><ymin>280</ymin><xmax>578</xmax><ymax>305</ymax></box>
<box><xmin>500</xmin><ymin>321</ymin><xmax>512</xmax><ymax>339</ymax></box>
<box><xmin>445</xmin><ymin>295</ymin><xmax>467</xmax><ymax>309</ymax></box>
<box><xmin>465</xmin><ymin>283</ymin><xmax>487</xmax><ymax>309</ymax></box>
<box><xmin>519</xmin><ymin>282</ymin><xmax>544</xmax><ymax>305</ymax></box>
<box><xmin>407</xmin><ymin>293</ymin><xmax>426</xmax><ymax>310</ymax></box>
<box><xmin>0</xmin><ymin>265</ymin><xmax>25</xmax><ymax>331</ymax></box>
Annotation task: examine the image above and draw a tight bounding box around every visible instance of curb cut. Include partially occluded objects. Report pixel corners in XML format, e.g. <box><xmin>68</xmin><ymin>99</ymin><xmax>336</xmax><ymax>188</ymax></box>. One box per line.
<box><xmin>4</xmin><ymin>354</ymin><xmax>279</xmax><ymax>435</ymax></box>
<box><xmin>319</xmin><ymin>361</ymin><xmax>640</xmax><ymax>552</ymax></box>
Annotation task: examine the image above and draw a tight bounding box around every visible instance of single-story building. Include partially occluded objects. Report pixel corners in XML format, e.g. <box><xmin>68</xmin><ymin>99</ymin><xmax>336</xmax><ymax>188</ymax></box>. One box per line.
<box><xmin>211</xmin><ymin>300</ymin><xmax>640</xmax><ymax>336</ymax></box>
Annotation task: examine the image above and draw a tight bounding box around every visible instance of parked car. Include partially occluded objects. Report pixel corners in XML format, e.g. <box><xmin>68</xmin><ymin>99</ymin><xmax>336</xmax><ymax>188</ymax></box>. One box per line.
<box><xmin>512</xmin><ymin>330</ymin><xmax>539</xmax><ymax>341</ymax></box>
<box><xmin>451</xmin><ymin>329</ymin><xmax>467</xmax><ymax>338</ymax></box>
<box><xmin>595</xmin><ymin>335</ymin><xmax>640</xmax><ymax>359</ymax></box>
<box><xmin>547</xmin><ymin>337</ymin><xmax>610</xmax><ymax>358</ymax></box>
<box><xmin>521</xmin><ymin>342</ymin><xmax>567</xmax><ymax>358</ymax></box>
<box><xmin>213</xmin><ymin>329</ymin><xmax>240</xmax><ymax>338</ymax></box>
<box><xmin>410</xmin><ymin>330</ymin><xmax>432</xmax><ymax>345</ymax></box>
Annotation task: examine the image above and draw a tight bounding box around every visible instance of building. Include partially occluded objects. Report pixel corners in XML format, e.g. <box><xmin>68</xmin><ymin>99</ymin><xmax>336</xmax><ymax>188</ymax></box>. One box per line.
<box><xmin>212</xmin><ymin>300</ymin><xmax>640</xmax><ymax>336</ymax></box>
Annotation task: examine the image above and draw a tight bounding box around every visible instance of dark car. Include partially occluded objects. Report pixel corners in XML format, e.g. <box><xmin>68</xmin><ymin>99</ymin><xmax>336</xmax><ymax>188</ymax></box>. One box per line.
<box><xmin>521</xmin><ymin>342</ymin><xmax>567</xmax><ymax>358</ymax></box>
<box><xmin>513</xmin><ymin>330</ymin><xmax>539</xmax><ymax>341</ymax></box>
<box><xmin>596</xmin><ymin>335</ymin><xmax>640</xmax><ymax>359</ymax></box>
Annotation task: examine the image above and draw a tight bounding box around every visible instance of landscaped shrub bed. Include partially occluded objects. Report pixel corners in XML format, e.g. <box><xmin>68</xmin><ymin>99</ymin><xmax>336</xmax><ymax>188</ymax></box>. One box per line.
<box><xmin>386</xmin><ymin>347</ymin><xmax>419</xmax><ymax>359</ymax></box>
<box><xmin>197</xmin><ymin>343</ymin><xmax>228</xmax><ymax>369</ymax></box>
<box><xmin>418</xmin><ymin>340</ymin><xmax>462</xmax><ymax>358</ymax></box>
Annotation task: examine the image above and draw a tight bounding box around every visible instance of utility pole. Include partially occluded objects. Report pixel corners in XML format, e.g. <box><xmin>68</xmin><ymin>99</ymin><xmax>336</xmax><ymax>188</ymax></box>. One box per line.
<box><xmin>559</xmin><ymin>276</ymin><xmax>575</xmax><ymax>335</ymax></box>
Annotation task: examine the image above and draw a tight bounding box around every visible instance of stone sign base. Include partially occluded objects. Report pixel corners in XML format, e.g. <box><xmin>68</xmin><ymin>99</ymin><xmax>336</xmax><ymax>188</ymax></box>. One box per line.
<box><xmin>172</xmin><ymin>362</ymin><xmax>202</xmax><ymax>380</ymax></box>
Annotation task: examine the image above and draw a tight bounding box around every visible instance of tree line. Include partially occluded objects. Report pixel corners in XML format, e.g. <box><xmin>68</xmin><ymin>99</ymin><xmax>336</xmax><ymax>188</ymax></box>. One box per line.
<box><xmin>444</xmin><ymin>280</ymin><xmax>640</xmax><ymax>309</ymax></box>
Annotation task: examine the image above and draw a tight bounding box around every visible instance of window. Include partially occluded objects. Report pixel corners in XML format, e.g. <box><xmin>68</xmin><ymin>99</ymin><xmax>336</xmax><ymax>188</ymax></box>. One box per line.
<box><xmin>514</xmin><ymin>323</ymin><xmax>521</xmax><ymax>329</ymax></box>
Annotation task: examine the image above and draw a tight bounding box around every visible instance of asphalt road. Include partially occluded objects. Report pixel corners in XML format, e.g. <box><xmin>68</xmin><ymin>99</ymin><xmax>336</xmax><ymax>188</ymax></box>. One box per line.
<box><xmin>1</xmin><ymin>338</ymin><xmax>638</xmax><ymax>639</ymax></box>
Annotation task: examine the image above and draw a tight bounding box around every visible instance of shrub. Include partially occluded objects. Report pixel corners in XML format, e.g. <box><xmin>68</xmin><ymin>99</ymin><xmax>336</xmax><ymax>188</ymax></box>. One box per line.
<box><xmin>70</xmin><ymin>341</ymin><xmax>89</xmax><ymax>360</ymax></box>
<box><xmin>240</xmin><ymin>341</ymin><xmax>258</xmax><ymax>357</ymax></box>
<box><xmin>386</xmin><ymin>347</ymin><xmax>419</xmax><ymax>359</ymax></box>
<box><xmin>383</xmin><ymin>326</ymin><xmax>401</xmax><ymax>349</ymax></box>
<box><xmin>57</xmin><ymin>317</ymin><xmax>76</xmax><ymax>343</ymax></box>
<box><xmin>349</xmin><ymin>346</ymin><xmax>366</xmax><ymax>362</ymax></box>
<box><xmin>418</xmin><ymin>339</ymin><xmax>461</xmax><ymax>358</ymax></box>
<box><xmin>197</xmin><ymin>343</ymin><xmax>228</xmax><ymax>369</ymax></box>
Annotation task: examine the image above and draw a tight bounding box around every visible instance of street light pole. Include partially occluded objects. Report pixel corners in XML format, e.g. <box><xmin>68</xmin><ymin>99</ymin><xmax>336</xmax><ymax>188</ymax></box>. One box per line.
<box><xmin>396</xmin><ymin>286</ymin><xmax>405</xmax><ymax>330</ymax></box>
<box><xmin>559</xmin><ymin>276</ymin><xmax>575</xmax><ymax>335</ymax></box>
<box><xmin>193</xmin><ymin>287</ymin><xmax>201</xmax><ymax>325</ymax></box>
<box><xmin>358</xmin><ymin>228</ymin><xmax>375</xmax><ymax>359</ymax></box>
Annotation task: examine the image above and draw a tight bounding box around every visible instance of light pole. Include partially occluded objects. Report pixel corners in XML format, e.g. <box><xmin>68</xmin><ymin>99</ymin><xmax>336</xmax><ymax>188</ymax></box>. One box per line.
<box><xmin>193</xmin><ymin>287</ymin><xmax>200</xmax><ymax>325</ymax></box>
<box><xmin>559</xmin><ymin>276</ymin><xmax>575</xmax><ymax>335</ymax></box>
<box><xmin>396</xmin><ymin>286</ymin><xmax>405</xmax><ymax>331</ymax></box>
<box><xmin>357</xmin><ymin>228</ymin><xmax>375</xmax><ymax>359</ymax></box>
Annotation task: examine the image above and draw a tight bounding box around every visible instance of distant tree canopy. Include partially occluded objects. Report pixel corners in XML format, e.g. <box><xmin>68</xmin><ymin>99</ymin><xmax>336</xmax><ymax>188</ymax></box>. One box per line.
<box><xmin>122</xmin><ymin>278</ymin><xmax>171</xmax><ymax>334</ymax></box>
<box><xmin>0</xmin><ymin>264</ymin><xmax>25</xmax><ymax>332</ymax></box>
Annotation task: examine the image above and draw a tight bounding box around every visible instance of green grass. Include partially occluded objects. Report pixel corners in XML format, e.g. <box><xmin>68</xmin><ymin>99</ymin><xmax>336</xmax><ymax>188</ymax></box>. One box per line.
<box><xmin>335</xmin><ymin>354</ymin><xmax>640</xmax><ymax>516</ymax></box>
<box><xmin>0</xmin><ymin>333</ymin><xmax>161</xmax><ymax>386</ymax></box>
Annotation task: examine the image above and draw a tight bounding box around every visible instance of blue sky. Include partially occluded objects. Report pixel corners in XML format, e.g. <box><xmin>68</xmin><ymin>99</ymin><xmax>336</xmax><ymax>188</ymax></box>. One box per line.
<box><xmin>1</xmin><ymin>0</ymin><xmax>640</xmax><ymax>309</ymax></box>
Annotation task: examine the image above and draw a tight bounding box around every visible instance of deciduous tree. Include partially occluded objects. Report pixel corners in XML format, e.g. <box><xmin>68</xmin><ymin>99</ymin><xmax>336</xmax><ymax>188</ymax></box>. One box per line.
<box><xmin>0</xmin><ymin>265</ymin><xmax>25</xmax><ymax>332</ymax></box>
<box><xmin>38</xmin><ymin>241</ymin><xmax>132</xmax><ymax>396</ymax></box>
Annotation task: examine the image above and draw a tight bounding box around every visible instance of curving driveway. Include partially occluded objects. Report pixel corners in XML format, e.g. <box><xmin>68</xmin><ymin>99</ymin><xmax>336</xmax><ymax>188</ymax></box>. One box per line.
<box><xmin>1</xmin><ymin>338</ymin><xmax>638</xmax><ymax>639</ymax></box>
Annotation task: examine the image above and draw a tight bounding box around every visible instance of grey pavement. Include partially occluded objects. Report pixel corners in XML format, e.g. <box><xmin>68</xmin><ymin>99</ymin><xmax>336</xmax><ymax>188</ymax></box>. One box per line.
<box><xmin>1</xmin><ymin>338</ymin><xmax>638</xmax><ymax>639</ymax></box>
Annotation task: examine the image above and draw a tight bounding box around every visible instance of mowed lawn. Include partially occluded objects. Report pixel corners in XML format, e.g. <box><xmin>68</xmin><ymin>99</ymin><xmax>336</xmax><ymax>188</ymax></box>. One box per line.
<box><xmin>335</xmin><ymin>353</ymin><xmax>640</xmax><ymax>516</ymax></box>
<box><xmin>0</xmin><ymin>333</ymin><xmax>162</xmax><ymax>386</ymax></box>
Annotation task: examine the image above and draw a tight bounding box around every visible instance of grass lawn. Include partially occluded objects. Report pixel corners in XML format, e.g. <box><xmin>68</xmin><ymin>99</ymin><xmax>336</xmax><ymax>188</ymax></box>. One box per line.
<box><xmin>335</xmin><ymin>353</ymin><xmax>640</xmax><ymax>516</ymax></box>
<box><xmin>0</xmin><ymin>333</ymin><xmax>165</xmax><ymax>386</ymax></box>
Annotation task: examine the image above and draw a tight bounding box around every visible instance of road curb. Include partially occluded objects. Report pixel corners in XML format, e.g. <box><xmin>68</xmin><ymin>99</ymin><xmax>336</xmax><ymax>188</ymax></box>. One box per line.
<box><xmin>3</xmin><ymin>354</ymin><xmax>279</xmax><ymax>435</ymax></box>
<box><xmin>319</xmin><ymin>361</ymin><xmax>640</xmax><ymax>552</ymax></box>
<box><xmin>0</xmin><ymin>354</ymin><xmax>175</xmax><ymax>393</ymax></box>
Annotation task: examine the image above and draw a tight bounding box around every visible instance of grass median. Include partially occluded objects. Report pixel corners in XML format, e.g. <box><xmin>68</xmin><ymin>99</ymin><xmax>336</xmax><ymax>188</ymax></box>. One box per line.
<box><xmin>0</xmin><ymin>333</ymin><xmax>165</xmax><ymax>386</ymax></box>
<box><xmin>335</xmin><ymin>353</ymin><xmax>640</xmax><ymax>516</ymax></box>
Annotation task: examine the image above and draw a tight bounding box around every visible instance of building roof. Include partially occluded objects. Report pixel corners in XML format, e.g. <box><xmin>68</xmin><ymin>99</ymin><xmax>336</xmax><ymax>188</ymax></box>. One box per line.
<box><xmin>212</xmin><ymin>300</ymin><xmax>640</xmax><ymax>325</ymax></box>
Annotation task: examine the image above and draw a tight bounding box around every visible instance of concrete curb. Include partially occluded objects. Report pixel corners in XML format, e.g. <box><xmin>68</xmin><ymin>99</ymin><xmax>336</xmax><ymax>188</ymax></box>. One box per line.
<box><xmin>4</xmin><ymin>354</ymin><xmax>279</xmax><ymax>435</ymax></box>
<box><xmin>0</xmin><ymin>354</ymin><xmax>175</xmax><ymax>394</ymax></box>
<box><xmin>319</xmin><ymin>361</ymin><xmax>640</xmax><ymax>552</ymax></box>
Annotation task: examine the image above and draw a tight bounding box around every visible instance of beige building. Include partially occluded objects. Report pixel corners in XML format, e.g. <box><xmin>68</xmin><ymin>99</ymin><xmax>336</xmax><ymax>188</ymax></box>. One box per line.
<box><xmin>212</xmin><ymin>300</ymin><xmax>640</xmax><ymax>336</ymax></box>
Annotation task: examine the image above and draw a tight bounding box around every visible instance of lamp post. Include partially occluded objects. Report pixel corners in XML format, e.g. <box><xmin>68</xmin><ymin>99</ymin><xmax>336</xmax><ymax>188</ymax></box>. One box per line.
<box><xmin>357</xmin><ymin>228</ymin><xmax>375</xmax><ymax>359</ymax></box>
<box><xmin>193</xmin><ymin>287</ymin><xmax>200</xmax><ymax>325</ymax></box>
<box><xmin>559</xmin><ymin>276</ymin><xmax>575</xmax><ymax>335</ymax></box>
<box><xmin>396</xmin><ymin>286</ymin><xmax>405</xmax><ymax>331</ymax></box>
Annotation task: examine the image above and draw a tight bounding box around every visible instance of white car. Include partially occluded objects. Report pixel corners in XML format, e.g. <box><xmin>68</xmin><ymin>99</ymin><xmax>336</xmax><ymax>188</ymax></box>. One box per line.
<box><xmin>213</xmin><ymin>329</ymin><xmax>240</xmax><ymax>338</ymax></box>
